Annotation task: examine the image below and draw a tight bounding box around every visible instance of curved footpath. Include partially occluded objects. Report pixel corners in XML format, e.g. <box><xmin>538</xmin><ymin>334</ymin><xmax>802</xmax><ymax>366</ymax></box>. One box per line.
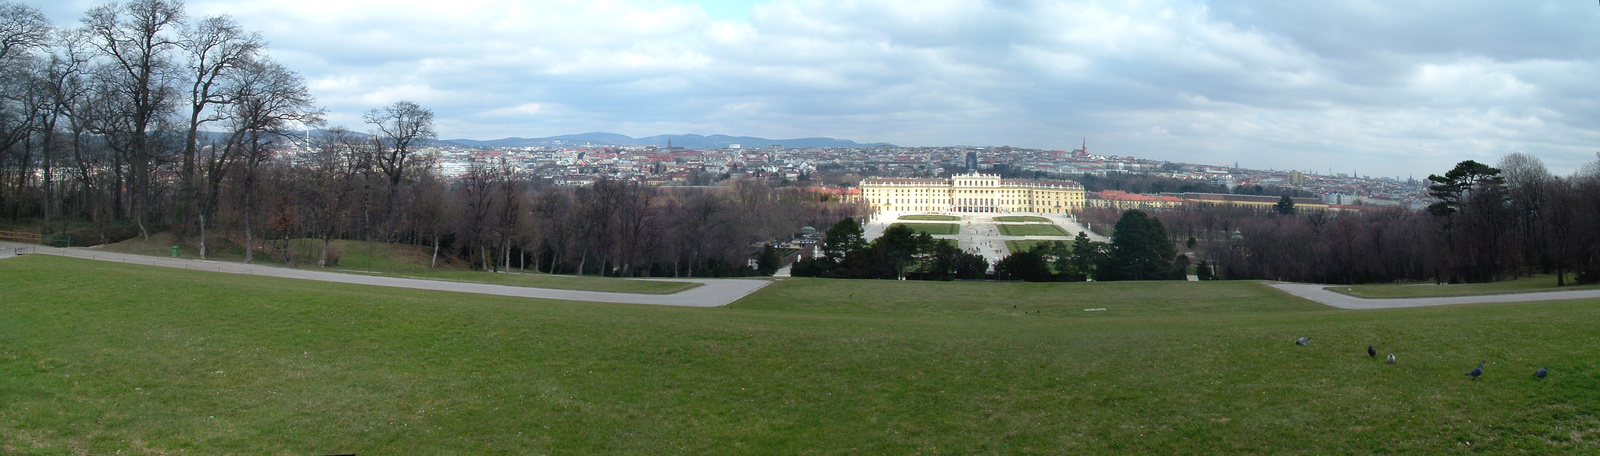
<box><xmin>1270</xmin><ymin>282</ymin><xmax>1600</xmax><ymax>309</ymax></box>
<box><xmin>0</xmin><ymin>241</ymin><xmax>769</xmax><ymax>307</ymax></box>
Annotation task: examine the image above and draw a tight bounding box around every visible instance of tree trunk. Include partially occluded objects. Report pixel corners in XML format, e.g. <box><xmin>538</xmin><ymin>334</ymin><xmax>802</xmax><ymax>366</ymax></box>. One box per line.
<box><xmin>244</xmin><ymin>191</ymin><xmax>255</xmax><ymax>264</ymax></box>
<box><xmin>430</xmin><ymin>234</ymin><xmax>440</xmax><ymax>269</ymax></box>
<box><xmin>576</xmin><ymin>251</ymin><xmax>587</xmax><ymax>277</ymax></box>
<box><xmin>199</xmin><ymin>213</ymin><xmax>208</xmax><ymax>260</ymax></box>
<box><xmin>244</xmin><ymin>219</ymin><xmax>254</xmax><ymax>263</ymax></box>
<box><xmin>319</xmin><ymin>234</ymin><xmax>330</xmax><ymax>267</ymax></box>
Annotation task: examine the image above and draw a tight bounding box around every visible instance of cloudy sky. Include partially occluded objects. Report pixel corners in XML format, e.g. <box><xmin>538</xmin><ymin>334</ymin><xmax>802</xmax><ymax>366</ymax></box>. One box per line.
<box><xmin>33</xmin><ymin>0</ymin><xmax>1600</xmax><ymax>178</ymax></box>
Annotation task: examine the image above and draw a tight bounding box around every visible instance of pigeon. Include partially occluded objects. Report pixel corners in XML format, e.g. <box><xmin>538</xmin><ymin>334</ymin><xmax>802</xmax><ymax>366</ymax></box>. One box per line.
<box><xmin>1295</xmin><ymin>337</ymin><xmax>1311</xmax><ymax>346</ymax></box>
<box><xmin>1386</xmin><ymin>353</ymin><xmax>1395</xmax><ymax>364</ymax></box>
<box><xmin>1368</xmin><ymin>344</ymin><xmax>1376</xmax><ymax>358</ymax></box>
<box><xmin>1535</xmin><ymin>367</ymin><xmax>1547</xmax><ymax>379</ymax></box>
<box><xmin>1466</xmin><ymin>362</ymin><xmax>1483</xmax><ymax>380</ymax></box>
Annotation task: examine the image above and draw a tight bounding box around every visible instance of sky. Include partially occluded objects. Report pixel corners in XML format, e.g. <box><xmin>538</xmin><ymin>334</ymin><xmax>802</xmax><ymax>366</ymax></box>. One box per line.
<box><xmin>30</xmin><ymin>0</ymin><xmax>1600</xmax><ymax>178</ymax></box>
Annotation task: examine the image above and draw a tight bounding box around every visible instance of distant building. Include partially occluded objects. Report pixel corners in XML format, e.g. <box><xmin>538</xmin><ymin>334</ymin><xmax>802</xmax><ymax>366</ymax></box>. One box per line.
<box><xmin>1088</xmin><ymin>190</ymin><xmax>1184</xmax><ymax>211</ymax></box>
<box><xmin>859</xmin><ymin>172</ymin><xmax>1084</xmax><ymax>214</ymax></box>
<box><xmin>965</xmin><ymin>151</ymin><xmax>978</xmax><ymax>170</ymax></box>
<box><xmin>1289</xmin><ymin>170</ymin><xmax>1307</xmax><ymax>186</ymax></box>
<box><xmin>1166</xmin><ymin>193</ymin><xmax>1330</xmax><ymax>211</ymax></box>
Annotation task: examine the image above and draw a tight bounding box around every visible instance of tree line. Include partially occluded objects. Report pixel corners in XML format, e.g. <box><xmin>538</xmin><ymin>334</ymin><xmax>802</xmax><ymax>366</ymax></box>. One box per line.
<box><xmin>0</xmin><ymin>1</ymin><xmax>865</xmax><ymax>276</ymax></box>
<box><xmin>1180</xmin><ymin>153</ymin><xmax>1600</xmax><ymax>285</ymax></box>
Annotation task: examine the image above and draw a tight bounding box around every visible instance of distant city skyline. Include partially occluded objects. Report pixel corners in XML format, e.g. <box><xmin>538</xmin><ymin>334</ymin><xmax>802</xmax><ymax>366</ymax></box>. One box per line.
<box><xmin>32</xmin><ymin>0</ymin><xmax>1600</xmax><ymax>178</ymax></box>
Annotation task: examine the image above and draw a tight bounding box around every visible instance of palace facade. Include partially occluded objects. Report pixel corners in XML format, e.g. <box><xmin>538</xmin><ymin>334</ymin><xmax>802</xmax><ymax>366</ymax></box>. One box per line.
<box><xmin>859</xmin><ymin>172</ymin><xmax>1085</xmax><ymax>214</ymax></box>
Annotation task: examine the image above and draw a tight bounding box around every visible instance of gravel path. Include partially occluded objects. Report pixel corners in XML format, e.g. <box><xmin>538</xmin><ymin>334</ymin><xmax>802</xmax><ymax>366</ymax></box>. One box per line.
<box><xmin>0</xmin><ymin>241</ymin><xmax>770</xmax><ymax>307</ymax></box>
<box><xmin>1270</xmin><ymin>282</ymin><xmax>1600</xmax><ymax>309</ymax></box>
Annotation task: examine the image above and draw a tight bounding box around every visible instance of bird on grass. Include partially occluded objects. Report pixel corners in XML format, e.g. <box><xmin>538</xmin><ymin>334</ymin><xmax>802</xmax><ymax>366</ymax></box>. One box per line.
<box><xmin>1535</xmin><ymin>367</ymin><xmax>1547</xmax><ymax>379</ymax></box>
<box><xmin>1295</xmin><ymin>337</ymin><xmax>1311</xmax><ymax>346</ymax></box>
<box><xmin>1368</xmin><ymin>344</ymin><xmax>1376</xmax><ymax>358</ymax></box>
<box><xmin>1466</xmin><ymin>362</ymin><xmax>1484</xmax><ymax>380</ymax></box>
<box><xmin>1386</xmin><ymin>353</ymin><xmax>1396</xmax><ymax>364</ymax></box>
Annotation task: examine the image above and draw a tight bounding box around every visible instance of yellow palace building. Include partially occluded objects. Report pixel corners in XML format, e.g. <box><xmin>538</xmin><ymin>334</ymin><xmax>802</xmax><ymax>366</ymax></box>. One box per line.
<box><xmin>859</xmin><ymin>172</ymin><xmax>1085</xmax><ymax>214</ymax></box>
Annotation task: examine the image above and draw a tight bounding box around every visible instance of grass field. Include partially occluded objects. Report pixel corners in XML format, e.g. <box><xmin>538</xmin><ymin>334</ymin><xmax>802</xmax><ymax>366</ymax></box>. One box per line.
<box><xmin>98</xmin><ymin>232</ymin><xmax>466</xmax><ymax>273</ymax></box>
<box><xmin>1330</xmin><ymin>274</ymin><xmax>1600</xmax><ymax>299</ymax></box>
<box><xmin>4</xmin><ymin>255</ymin><xmax>1600</xmax><ymax>453</ymax></box>
<box><xmin>997</xmin><ymin>223</ymin><xmax>1070</xmax><ymax>237</ymax></box>
<box><xmin>993</xmin><ymin>216</ymin><xmax>1052</xmax><ymax>223</ymax></box>
<box><xmin>898</xmin><ymin>214</ymin><xmax>960</xmax><ymax>221</ymax></box>
<box><xmin>98</xmin><ymin>233</ymin><xmax>700</xmax><ymax>294</ymax></box>
<box><xmin>891</xmin><ymin>222</ymin><xmax>960</xmax><ymax>235</ymax></box>
<box><xmin>367</xmin><ymin>270</ymin><xmax>702</xmax><ymax>294</ymax></box>
<box><xmin>1006</xmin><ymin>239</ymin><xmax>1065</xmax><ymax>253</ymax></box>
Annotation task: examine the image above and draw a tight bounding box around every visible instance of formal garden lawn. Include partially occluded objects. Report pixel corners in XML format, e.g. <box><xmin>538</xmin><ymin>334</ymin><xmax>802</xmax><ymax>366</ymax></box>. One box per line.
<box><xmin>898</xmin><ymin>214</ymin><xmax>960</xmax><ymax>221</ymax></box>
<box><xmin>997</xmin><ymin>223</ymin><xmax>1069</xmax><ymax>237</ymax></box>
<box><xmin>993</xmin><ymin>216</ymin><xmax>1052</xmax><ymax>223</ymax></box>
<box><xmin>1006</xmin><ymin>239</ymin><xmax>1063</xmax><ymax>253</ymax></box>
<box><xmin>1329</xmin><ymin>274</ymin><xmax>1600</xmax><ymax>298</ymax></box>
<box><xmin>891</xmin><ymin>222</ymin><xmax>960</xmax><ymax>235</ymax></box>
<box><xmin>4</xmin><ymin>254</ymin><xmax>1599</xmax><ymax>454</ymax></box>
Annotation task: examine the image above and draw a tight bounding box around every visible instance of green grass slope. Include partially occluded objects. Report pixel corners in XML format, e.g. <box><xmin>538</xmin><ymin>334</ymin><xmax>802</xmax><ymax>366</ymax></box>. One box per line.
<box><xmin>898</xmin><ymin>214</ymin><xmax>960</xmax><ymax>221</ymax></box>
<box><xmin>96</xmin><ymin>233</ymin><xmax>696</xmax><ymax>294</ymax></box>
<box><xmin>3</xmin><ymin>255</ymin><xmax>1599</xmax><ymax>454</ymax></box>
<box><xmin>1332</xmin><ymin>274</ymin><xmax>1600</xmax><ymax>298</ymax></box>
<box><xmin>997</xmin><ymin>223</ymin><xmax>1070</xmax><ymax>236</ymax></box>
<box><xmin>371</xmin><ymin>270</ymin><xmax>701</xmax><ymax>295</ymax></box>
<box><xmin>890</xmin><ymin>222</ymin><xmax>960</xmax><ymax>235</ymax></box>
<box><xmin>993</xmin><ymin>216</ymin><xmax>1051</xmax><ymax>223</ymax></box>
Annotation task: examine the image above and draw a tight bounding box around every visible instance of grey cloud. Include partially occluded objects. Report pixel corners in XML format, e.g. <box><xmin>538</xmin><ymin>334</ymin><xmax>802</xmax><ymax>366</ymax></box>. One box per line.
<box><xmin>25</xmin><ymin>0</ymin><xmax>1600</xmax><ymax>177</ymax></box>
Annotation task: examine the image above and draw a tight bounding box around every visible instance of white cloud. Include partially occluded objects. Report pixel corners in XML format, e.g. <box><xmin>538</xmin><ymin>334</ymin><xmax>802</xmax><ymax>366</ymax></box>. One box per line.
<box><xmin>27</xmin><ymin>0</ymin><xmax>1600</xmax><ymax>176</ymax></box>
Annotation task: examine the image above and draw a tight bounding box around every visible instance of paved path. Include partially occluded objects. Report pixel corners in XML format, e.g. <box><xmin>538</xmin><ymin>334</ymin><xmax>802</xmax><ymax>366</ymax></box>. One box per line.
<box><xmin>0</xmin><ymin>241</ymin><xmax>770</xmax><ymax>307</ymax></box>
<box><xmin>1270</xmin><ymin>282</ymin><xmax>1600</xmax><ymax>309</ymax></box>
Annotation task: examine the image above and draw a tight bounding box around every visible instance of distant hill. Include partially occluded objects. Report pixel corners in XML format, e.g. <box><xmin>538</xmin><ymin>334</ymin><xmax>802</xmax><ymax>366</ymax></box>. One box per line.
<box><xmin>444</xmin><ymin>132</ymin><xmax>891</xmax><ymax>149</ymax></box>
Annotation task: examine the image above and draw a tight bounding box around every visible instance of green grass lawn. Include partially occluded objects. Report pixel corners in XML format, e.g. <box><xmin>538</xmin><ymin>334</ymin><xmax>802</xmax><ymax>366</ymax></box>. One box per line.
<box><xmin>891</xmin><ymin>222</ymin><xmax>960</xmax><ymax>235</ymax></box>
<box><xmin>97</xmin><ymin>233</ymin><xmax>700</xmax><ymax>294</ymax></box>
<box><xmin>4</xmin><ymin>255</ymin><xmax>1600</xmax><ymax>453</ymax></box>
<box><xmin>1329</xmin><ymin>274</ymin><xmax>1600</xmax><ymax>298</ymax></box>
<box><xmin>369</xmin><ymin>270</ymin><xmax>702</xmax><ymax>295</ymax></box>
<box><xmin>1006</xmin><ymin>239</ymin><xmax>1069</xmax><ymax>253</ymax></box>
<box><xmin>997</xmin><ymin>223</ymin><xmax>1070</xmax><ymax>237</ymax></box>
<box><xmin>993</xmin><ymin>216</ymin><xmax>1051</xmax><ymax>223</ymax></box>
<box><xmin>898</xmin><ymin>214</ymin><xmax>960</xmax><ymax>221</ymax></box>
<box><xmin>98</xmin><ymin>232</ymin><xmax>468</xmax><ymax>273</ymax></box>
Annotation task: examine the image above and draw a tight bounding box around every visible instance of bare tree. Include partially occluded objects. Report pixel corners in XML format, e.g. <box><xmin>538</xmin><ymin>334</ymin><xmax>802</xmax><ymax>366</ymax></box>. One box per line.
<box><xmin>492</xmin><ymin>160</ymin><xmax>528</xmax><ymax>272</ymax></box>
<box><xmin>611</xmin><ymin>179</ymin><xmax>656</xmax><ymax>276</ymax></box>
<box><xmin>412</xmin><ymin>171</ymin><xmax>451</xmax><ymax>268</ymax></box>
<box><xmin>458</xmin><ymin>158</ymin><xmax>495</xmax><ymax>270</ymax></box>
<box><xmin>176</xmin><ymin>14</ymin><xmax>261</xmax><ymax>239</ymax></box>
<box><xmin>1498</xmin><ymin>152</ymin><xmax>1551</xmax><ymax>276</ymax></box>
<box><xmin>217</xmin><ymin>57</ymin><xmax>322</xmax><ymax>263</ymax></box>
<box><xmin>0</xmin><ymin>2</ymin><xmax>49</xmax><ymax>61</ymax></box>
<box><xmin>531</xmin><ymin>189</ymin><xmax>572</xmax><ymax>273</ymax></box>
<box><xmin>0</xmin><ymin>4</ymin><xmax>51</xmax><ymax>218</ymax></box>
<box><xmin>363</xmin><ymin>100</ymin><xmax>434</xmax><ymax>238</ymax></box>
<box><xmin>82</xmin><ymin>0</ymin><xmax>185</xmax><ymax>238</ymax></box>
<box><xmin>36</xmin><ymin>28</ymin><xmax>94</xmax><ymax>233</ymax></box>
<box><xmin>301</xmin><ymin>127</ymin><xmax>364</xmax><ymax>266</ymax></box>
